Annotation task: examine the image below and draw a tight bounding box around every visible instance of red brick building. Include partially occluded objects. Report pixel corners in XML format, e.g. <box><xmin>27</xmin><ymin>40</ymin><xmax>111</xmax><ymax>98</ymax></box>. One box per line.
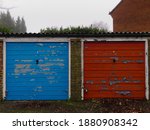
<box><xmin>110</xmin><ymin>0</ymin><xmax>150</xmax><ymax>32</ymax></box>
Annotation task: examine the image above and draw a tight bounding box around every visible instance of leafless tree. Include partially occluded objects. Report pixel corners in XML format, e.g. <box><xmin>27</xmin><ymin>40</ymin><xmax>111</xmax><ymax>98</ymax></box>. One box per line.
<box><xmin>0</xmin><ymin>0</ymin><xmax>15</xmax><ymax>11</ymax></box>
<box><xmin>91</xmin><ymin>21</ymin><xmax>109</xmax><ymax>31</ymax></box>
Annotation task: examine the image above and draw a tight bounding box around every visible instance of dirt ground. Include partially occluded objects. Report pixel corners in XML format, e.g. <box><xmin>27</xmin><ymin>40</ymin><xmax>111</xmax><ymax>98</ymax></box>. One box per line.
<box><xmin>0</xmin><ymin>99</ymin><xmax>150</xmax><ymax>113</ymax></box>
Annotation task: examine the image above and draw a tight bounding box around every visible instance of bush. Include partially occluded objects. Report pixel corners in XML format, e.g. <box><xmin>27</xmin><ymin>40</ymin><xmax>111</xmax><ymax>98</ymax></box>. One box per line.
<box><xmin>40</xmin><ymin>26</ymin><xmax>108</xmax><ymax>34</ymax></box>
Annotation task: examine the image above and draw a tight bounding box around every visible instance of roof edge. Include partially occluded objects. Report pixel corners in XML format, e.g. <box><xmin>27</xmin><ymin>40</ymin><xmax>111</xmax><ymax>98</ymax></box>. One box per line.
<box><xmin>1</xmin><ymin>32</ymin><xmax>150</xmax><ymax>38</ymax></box>
<box><xmin>109</xmin><ymin>0</ymin><xmax>123</xmax><ymax>15</ymax></box>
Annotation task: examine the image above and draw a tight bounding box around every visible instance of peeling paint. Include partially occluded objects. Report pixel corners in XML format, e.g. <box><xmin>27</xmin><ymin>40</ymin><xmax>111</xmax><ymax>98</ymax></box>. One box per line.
<box><xmin>49</xmin><ymin>46</ymin><xmax>56</xmax><ymax>48</ymax></box>
<box><xmin>38</xmin><ymin>63</ymin><xmax>51</xmax><ymax>67</ymax></box>
<box><xmin>44</xmin><ymin>57</ymin><xmax>48</xmax><ymax>60</ymax></box>
<box><xmin>34</xmin><ymin>86</ymin><xmax>43</xmax><ymax>92</ymax></box>
<box><xmin>30</xmin><ymin>79</ymin><xmax>35</xmax><ymax>81</ymax></box>
<box><xmin>122</xmin><ymin>77</ymin><xmax>127</xmax><ymax>81</ymax></box>
<box><xmin>30</xmin><ymin>72</ymin><xmax>37</xmax><ymax>75</ymax></box>
<box><xmin>37</xmin><ymin>86</ymin><xmax>42</xmax><ymax>89</ymax></box>
<box><xmin>109</xmin><ymin>77</ymin><xmax>141</xmax><ymax>85</ymax></box>
<box><xmin>14</xmin><ymin>64</ymin><xmax>34</xmax><ymax>75</ymax></box>
<box><xmin>15</xmin><ymin>64</ymin><xmax>31</xmax><ymax>69</ymax></box>
<box><xmin>39</xmin><ymin>59</ymin><xmax>44</xmax><ymax>62</ymax></box>
<box><xmin>116</xmin><ymin>91</ymin><xmax>131</xmax><ymax>96</ymax></box>
<box><xmin>55</xmin><ymin>58</ymin><xmax>64</xmax><ymax>62</ymax></box>
<box><xmin>48</xmin><ymin>80</ymin><xmax>58</xmax><ymax>84</ymax></box>
<box><xmin>51</xmin><ymin>50</ymin><xmax>57</xmax><ymax>55</ymax></box>
<box><xmin>42</xmin><ymin>68</ymin><xmax>50</xmax><ymax>71</ymax></box>
<box><xmin>101</xmin><ymin>80</ymin><xmax>106</xmax><ymax>83</ymax></box>
<box><xmin>15</xmin><ymin>68</ymin><xmax>34</xmax><ymax>74</ymax></box>
<box><xmin>133</xmin><ymin>80</ymin><xmax>141</xmax><ymax>83</ymax></box>
<box><xmin>21</xmin><ymin>60</ymin><xmax>33</xmax><ymax>62</ymax></box>
<box><xmin>136</xmin><ymin>60</ymin><xmax>144</xmax><ymax>63</ymax></box>
<box><xmin>86</xmin><ymin>80</ymin><xmax>94</xmax><ymax>84</ymax></box>
<box><xmin>37</xmin><ymin>43</ymin><xmax>44</xmax><ymax>46</ymax></box>
<box><xmin>121</xmin><ymin>59</ymin><xmax>144</xmax><ymax>64</ymax></box>
<box><xmin>15</xmin><ymin>76</ymin><xmax>19</xmax><ymax>78</ymax></box>
<box><xmin>47</xmin><ymin>76</ymin><xmax>55</xmax><ymax>79</ymax></box>
<box><xmin>101</xmin><ymin>85</ymin><xmax>108</xmax><ymax>90</ymax></box>
<box><xmin>122</xmin><ymin>60</ymin><xmax>130</xmax><ymax>64</ymax></box>
<box><xmin>110</xmin><ymin>57</ymin><xmax>119</xmax><ymax>60</ymax></box>
<box><xmin>38</xmin><ymin>63</ymin><xmax>65</xmax><ymax>68</ymax></box>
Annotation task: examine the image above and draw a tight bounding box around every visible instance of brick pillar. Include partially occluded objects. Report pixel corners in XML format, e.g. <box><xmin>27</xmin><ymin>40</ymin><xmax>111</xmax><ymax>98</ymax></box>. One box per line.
<box><xmin>148</xmin><ymin>40</ymin><xmax>150</xmax><ymax>100</ymax></box>
<box><xmin>70</xmin><ymin>39</ymin><xmax>81</xmax><ymax>101</ymax></box>
<box><xmin>0</xmin><ymin>41</ymin><xmax>3</xmax><ymax>100</ymax></box>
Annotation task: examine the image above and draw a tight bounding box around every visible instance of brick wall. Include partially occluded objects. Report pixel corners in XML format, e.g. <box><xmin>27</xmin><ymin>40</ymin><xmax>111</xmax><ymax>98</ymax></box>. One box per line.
<box><xmin>148</xmin><ymin>40</ymin><xmax>150</xmax><ymax>100</ymax></box>
<box><xmin>0</xmin><ymin>41</ymin><xmax>3</xmax><ymax>100</ymax></box>
<box><xmin>70</xmin><ymin>39</ymin><xmax>81</xmax><ymax>100</ymax></box>
<box><xmin>110</xmin><ymin>0</ymin><xmax>150</xmax><ymax>32</ymax></box>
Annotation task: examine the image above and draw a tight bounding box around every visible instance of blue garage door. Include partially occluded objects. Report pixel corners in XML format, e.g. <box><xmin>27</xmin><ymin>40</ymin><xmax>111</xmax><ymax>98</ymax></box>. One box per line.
<box><xmin>6</xmin><ymin>42</ymin><xmax>69</xmax><ymax>100</ymax></box>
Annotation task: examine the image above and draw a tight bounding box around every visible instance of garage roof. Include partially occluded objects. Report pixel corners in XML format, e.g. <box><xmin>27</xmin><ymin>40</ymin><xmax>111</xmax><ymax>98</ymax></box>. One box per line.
<box><xmin>0</xmin><ymin>32</ymin><xmax>150</xmax><ymax>38</ymax></box>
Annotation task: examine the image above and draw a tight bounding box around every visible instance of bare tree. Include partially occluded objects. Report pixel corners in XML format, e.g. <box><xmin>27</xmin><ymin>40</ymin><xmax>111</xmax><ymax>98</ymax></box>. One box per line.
<box><xmin>0</xmin><ymin>6</ymin><xmax>15</xmax><ymax>11</ymax></box>
<box><xmin>0</xmin><ymin>0</ymin><xmax>16</xmax><ymax>11</ymax></box>
<box><xmin>91</xmin><ymin>21</ymin><xmax>109</xmax><ymax>31</ymax></box>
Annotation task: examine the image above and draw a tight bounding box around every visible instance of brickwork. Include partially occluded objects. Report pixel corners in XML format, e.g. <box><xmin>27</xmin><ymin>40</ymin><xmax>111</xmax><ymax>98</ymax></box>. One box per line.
<box><xmin>148</xmin><ymin>40</ymin><xmax>150</xmax><ymax>99</ymax></box>
<box><xmin>0</xmin><ymin>41</ymin><xmax>3</xmax><ymax>100</ymax></box>
<box><xmin>70</xmin><ymin>39</ymin><xmax>81</xmax><ymax>100</ymax></box>
<box><xmin>110</xmin><ymin>0</ymin><xmax>150</xmax><ymax>32</ymax></box>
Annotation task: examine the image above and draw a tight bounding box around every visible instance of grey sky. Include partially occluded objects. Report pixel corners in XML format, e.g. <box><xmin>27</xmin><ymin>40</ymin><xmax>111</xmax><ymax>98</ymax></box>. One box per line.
<box><xmin>0</xmin><ymin>0</ymin><xmax>121</xmax><ymax>33</ymax></box>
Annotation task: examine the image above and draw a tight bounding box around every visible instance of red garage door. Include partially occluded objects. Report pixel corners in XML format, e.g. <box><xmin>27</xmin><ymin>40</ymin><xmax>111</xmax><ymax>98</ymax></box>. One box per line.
<box><xmin>83</xmin><ymin>41</ymin><xmax>146</xmax><ymax>99</ymax></box>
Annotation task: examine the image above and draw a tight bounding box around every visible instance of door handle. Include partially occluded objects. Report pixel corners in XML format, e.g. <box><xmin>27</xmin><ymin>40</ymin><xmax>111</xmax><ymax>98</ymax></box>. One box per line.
<box><xmin>113</xmin><ymin>58</ymin><xmax>116</xmax><ymax>63</ymax></box>
<box><xmin>36</xmin><ymin>59</ymin><xmax>39</xmax><ymax>64</ymax></box>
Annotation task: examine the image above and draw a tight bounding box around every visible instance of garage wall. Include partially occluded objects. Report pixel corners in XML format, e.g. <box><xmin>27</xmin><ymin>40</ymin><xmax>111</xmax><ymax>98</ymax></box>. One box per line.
<box><xmin>71</xmin><ymin>39</ymin><xmax>81</xmax><ymax>100</ymax></box>
<box><xmin>0</xmin><ymin>38</ymin><xmax>149</xmax><ymax>101</ymax></box>
<box><xmin>0</xmin><ymin>41</ymin><xmax>3</xmax><ymax>100</ymax></box>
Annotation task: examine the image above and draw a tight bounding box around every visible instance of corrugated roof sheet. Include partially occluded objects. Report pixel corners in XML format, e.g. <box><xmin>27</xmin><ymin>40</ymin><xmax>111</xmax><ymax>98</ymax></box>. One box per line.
<box><xmin>0</xmin><ymin>32</ymin><xmax>150</xmax><ymax>37</ymax></box>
